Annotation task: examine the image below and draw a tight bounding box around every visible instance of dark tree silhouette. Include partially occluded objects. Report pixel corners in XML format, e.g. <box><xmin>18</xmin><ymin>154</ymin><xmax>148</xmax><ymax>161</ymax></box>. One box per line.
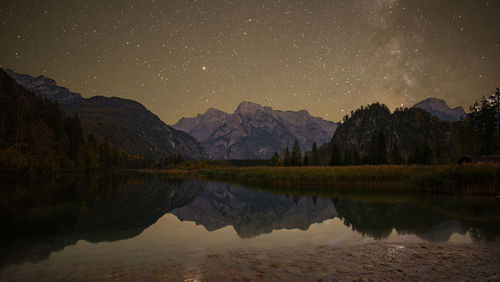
<box><xmin>303</xmin><ymin>154</ymin><xmax>310</xmax><ymax>166</ymax></box>
<box><xmin>291</xmin><ymin>140</ymin><xmax>302</xmax><ymax>166</ymax></box>
<box><xmin>366</xmin><ymin>131</ymin><xmax>387</xmax><ymax>165</ymax></box>
<box><xmin>459</xmin><ymin>88</ymin><xmax>500</xmax><ymax>156</ymax></box>
<box><xmin>311</xmin><ymin>142</ymin><xmax>320</xmax><ymax>165</ymax></box>
<box><xmin>343</xmin><ymin>148</ymin><xmax>360</xmax><ymax>165</ymax></box>
<box><xmin>329</xmin><ymin>143</ymin><xmax>342</xmax><ymax>166</ymax></box>
<box><xmin>283</xmin><ymin>146</ymin><xmax>291</xmax><ymax>167</ymax></box>
<box><xmin>408</xmin><ymin>139</ymin><xmax>433</xmax><ymax>165</ymax></box>
<box><xmin>389</xmin><ymin>144</ymin><xmax>404</xmax><ymax>165</ymax></box>
<box><xmin>270</xmin><ymin>152</ymin><xmax>281</xmax><ymax>166</ymax></box>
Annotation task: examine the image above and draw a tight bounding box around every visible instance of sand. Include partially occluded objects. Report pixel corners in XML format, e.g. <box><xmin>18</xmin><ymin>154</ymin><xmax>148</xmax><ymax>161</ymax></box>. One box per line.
<box><xmin>185</xmin><ymin>242</ymin><xmax>500</xmax><ymax>281</ymax></box>
<box><xmin>5</xmin><ymin>242</ymin><xmax>499</xmax><ymax>281</ymax></box>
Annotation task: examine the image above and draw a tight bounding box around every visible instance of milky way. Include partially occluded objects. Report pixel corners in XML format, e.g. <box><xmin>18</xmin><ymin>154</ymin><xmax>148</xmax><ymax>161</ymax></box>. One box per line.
<box><xmin>1</xmin><ymin>0</ymin><xmax>499</xmax><ymax>123</ymax></box>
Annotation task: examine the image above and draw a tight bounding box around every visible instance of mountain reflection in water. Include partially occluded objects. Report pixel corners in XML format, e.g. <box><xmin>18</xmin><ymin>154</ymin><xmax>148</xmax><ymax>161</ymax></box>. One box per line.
<box><xmin>172</xmin><ymin>182</ymin><xmax>337</xmax><ymax>238</ymax></box>
<box><xmin>0</xmin><ymin>174</ymin><xmax>499</xmax><ymax>271</ymax></box>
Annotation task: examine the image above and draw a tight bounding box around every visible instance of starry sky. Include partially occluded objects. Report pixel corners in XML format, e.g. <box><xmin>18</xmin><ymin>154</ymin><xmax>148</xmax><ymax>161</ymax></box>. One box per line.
<box><xmin>1</xmin><ymin>0</ymin><xmax>499</xmax><ymax>124</ymax></box>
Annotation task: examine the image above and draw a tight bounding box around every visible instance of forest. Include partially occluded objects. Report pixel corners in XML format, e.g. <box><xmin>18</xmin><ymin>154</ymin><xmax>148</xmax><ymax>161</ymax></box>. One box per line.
<box><xmin>272</xmin><ymin>89</ymin><xmax>500</xmax><ymax>167</ymax></box>
<box><xmin>2</xmin><ymin>64</ymin><xmax>499</xmax><ymax>174</ymax></box>
<box><xmin>0</xmin><ymin>71</ymin><xmax>151</xmax><ymax>177</ymax></box>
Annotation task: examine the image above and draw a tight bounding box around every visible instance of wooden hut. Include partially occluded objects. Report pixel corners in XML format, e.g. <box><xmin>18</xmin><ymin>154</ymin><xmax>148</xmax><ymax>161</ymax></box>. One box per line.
<box><xmin>473</xmin><ymin>155</ymin><xmax>500</xmax><ymax>165</ymax></box>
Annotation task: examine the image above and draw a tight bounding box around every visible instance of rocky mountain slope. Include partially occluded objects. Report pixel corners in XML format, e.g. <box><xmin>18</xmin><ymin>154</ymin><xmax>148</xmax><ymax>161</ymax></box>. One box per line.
<box><xmin>174</xmin><ymin>108</ymin><xmax>231</xmax><ymax>142</ymax></box>
<box><xmin>5</xmin><ymin>69</ymin><xmax>206</xmax><ymax>160</ymax></box>
<box><xmin>0</xmin><ymin>68</ymin><xmax>75</xmax><ymax>172</ymax></box>
<box><xmin>413</xmin><ymin>98</ymin><xmax>465</xmax><ymax>122</ymax></box>
<box><xmin>173</xmin><ymin>101</ymin><xmax>338</xmax><ymax>159</ymax></box>
<box><xmin>5</xmin><ymin>69</ymin><xmax>83</xmax><ymax>104</ymax></box>
<box><xmin>61</xmin><ymin>96</ymin><xmax>207</xmax><ymax>159</ymax></box>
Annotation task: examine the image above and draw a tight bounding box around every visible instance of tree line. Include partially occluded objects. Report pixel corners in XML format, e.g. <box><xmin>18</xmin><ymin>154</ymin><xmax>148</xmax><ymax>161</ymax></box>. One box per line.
<box><xmin>455</xmin><ymin>88</ymin><xmax>500</xmax><ymax>157</ymax></box>
<box><xmin>270</xmin><ymin>140</ymin><xmax>322</xmax><ymax>167</ymax></box>
<box><xmin>0</xmin><ymin>75</ymin><xmax>152</xmax><ymax>177</ymax></box>
<box><xmin>270</xmin><ymin>88</ymin><xmax>500</xmax><ymax>167</ymax></box>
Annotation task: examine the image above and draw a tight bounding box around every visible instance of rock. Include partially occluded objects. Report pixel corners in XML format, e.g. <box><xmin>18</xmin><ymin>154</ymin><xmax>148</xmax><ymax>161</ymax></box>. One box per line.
<box><xmin>413</xmin><ymin>98</ymin><xmax>465</xmax><ymax>122</ymax></box>
<box><xmin>172</xmin><ymin>101</ymin><xmax>338</xmax><ymax>159</ymax></box>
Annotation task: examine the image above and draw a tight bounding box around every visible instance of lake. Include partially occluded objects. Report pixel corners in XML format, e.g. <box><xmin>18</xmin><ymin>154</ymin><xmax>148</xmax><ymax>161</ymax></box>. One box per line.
<box><xmin>1</xmin><ymin>173</ymin><xmax>499</xmax><ymax>280</ymax></box>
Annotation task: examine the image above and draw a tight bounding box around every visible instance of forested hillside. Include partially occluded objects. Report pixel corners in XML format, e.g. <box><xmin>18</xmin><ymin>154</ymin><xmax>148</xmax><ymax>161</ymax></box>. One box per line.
<box><xmin>6</xmin><ymin>69</ymin><xmax>207</xmax><ymax>160</ymax></box>
<box><xmin>321</xmin><ymin>89</ymin><xmax>500</xmax><ymax>166</ymax></box>
<box><xmin>0</xmin><ymin>69</ymin><xmax>149</xmax><ymax>176</ymax></box>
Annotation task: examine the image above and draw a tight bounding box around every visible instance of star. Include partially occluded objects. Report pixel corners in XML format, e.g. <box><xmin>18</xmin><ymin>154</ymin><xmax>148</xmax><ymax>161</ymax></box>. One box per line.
<box><xmin>0</xmin><ymin>0</ymin><xmax>497</xmax><ymax>124</ymax></box>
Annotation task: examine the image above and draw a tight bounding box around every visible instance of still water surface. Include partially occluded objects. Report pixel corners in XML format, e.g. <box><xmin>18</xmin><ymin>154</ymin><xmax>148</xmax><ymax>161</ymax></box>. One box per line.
<box><xmin>1</xmin><ymin>174</ymin><xmax>499</xmax><ymax>280</ymax></box>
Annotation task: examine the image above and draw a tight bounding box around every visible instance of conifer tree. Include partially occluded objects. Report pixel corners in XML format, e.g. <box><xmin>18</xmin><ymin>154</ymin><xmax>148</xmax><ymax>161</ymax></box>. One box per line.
<box><xmin>311</xmin><ymin>142</ymin><xmax>320</xmax><ymax>165</ymax></box>
<box><xmin>366</xmin><ymin>131</ymin><xmax>387</xmax><ymax>164</ymax></box>
<box><xmin>329</xmin><ymin>143</ymin><xmax>342</xmax><ymax>166</ymax></box>
<box><xmin>270</xmin><ymin>152</ymin><xmax>281</xmax><ymax>166</ymax></box>
<box><xmin>389</xmin><ymin>144</ymin><xmax>404</xmax><ymax>165</ymax></box>
<box><xmin>303</xmin><ymin>154</ymin><xmax>310</xmax><ymax>166</ymax></box>
<box><xmin>291</xmin><ymin>140</ymin><xmax>302</xmax><ymax>166</ymax></box>
<box><xmin>283</xmin><ymin>147</ymin><xmax>291</xmax><ymax>167</ymax></box>
<box><xmin>63</xmin><ymin>114</ymin><xmax>84</xmax><ymax>162</ymax></box>
<box><xmin>343</xmin><ymin>148</ymin><xmax>360</xmax><ymax>165</ymax></box>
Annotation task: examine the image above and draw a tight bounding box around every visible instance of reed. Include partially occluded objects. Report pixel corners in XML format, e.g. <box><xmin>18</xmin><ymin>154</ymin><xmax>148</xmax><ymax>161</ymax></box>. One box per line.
<box><xmin>204</xmin><ymin>164</ymin><xmax>499</xmax><ymax>195</ymax></box>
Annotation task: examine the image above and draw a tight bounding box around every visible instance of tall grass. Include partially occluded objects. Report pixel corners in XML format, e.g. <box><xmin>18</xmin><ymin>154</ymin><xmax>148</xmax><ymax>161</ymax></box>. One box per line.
<box><xmin>204</xmin><ymin>164</ymin><xmax>499</xmax><ymax>195</ymax></box>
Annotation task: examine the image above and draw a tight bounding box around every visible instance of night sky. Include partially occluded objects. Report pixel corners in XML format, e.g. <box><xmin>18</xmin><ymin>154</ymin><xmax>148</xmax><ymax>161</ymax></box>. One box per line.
<box><xmin>1</xmin><ymin>1</ymin><xmax>499</xmax><ymax>124</ymax></box>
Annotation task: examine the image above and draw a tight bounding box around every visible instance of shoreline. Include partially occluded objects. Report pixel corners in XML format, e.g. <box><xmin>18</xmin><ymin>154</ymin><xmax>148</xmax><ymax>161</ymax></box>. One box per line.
<box><xmin>139</xmin><ymin>164</ymin><xmax>500</xmax><ymax>195</ymax></box>
<box><xmin>193</xmin><ymin>241</ymin><xmax>500</xmax><ymax>281</ymax></box>
<box><xmin>4</xmin><ymin>241</ymin><xmax>498</xmax><ymax>281</ymax></box>
<box><xmin>112</xmin><ymin>241</ymin><xmax>500</xmax><ymax>281</ymax></box>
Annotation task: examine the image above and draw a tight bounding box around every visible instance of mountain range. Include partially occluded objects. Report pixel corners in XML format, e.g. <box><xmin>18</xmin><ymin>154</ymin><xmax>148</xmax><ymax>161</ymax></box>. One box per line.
<box><xmin>5</xmin><ymin>68</ymin><xmax>468</xmax><ymax>161</ymax></box>
<box><xmin>412</xmin><ymin>98</ymin><xmax>465</xmax><ymax>122</ymax></box>
<box><xmin>5</xmin><ymin>69</ymin><xmax>83</xmax><ymax>104</ymax></box>
<box><xmin>173</xmin><ymin>101</ymin><xmax>338</xmax><ymax>159</ymax></box>
<box><xmin>5</xmin><ymin>69</ymin><xmax>206</xmax><ymax>160</ymax></box>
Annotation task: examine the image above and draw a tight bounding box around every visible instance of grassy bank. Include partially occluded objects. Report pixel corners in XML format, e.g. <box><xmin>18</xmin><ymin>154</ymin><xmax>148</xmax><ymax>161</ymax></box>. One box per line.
<box><xmin>203</xmin><ymin>164</ymin><xmax>500</xmax><ymax>195</ymax></box>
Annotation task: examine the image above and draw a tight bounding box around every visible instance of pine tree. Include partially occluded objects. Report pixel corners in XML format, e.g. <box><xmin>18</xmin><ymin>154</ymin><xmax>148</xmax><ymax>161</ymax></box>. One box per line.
<box><xmin>270</xmin><ymin>152</ymin><xmax>281</xmax><ymax>166</ymax></box>
<box><xmin>63</xmin><ymin>114</ymin><xmax>84</xmax><ymax>163</ymax></box>
<box><xmin>463</xmin><ymin>89</ymin><xmax>500</xmax><ymax>156</ymax></box>
<box><xmin>389</xmin><ymin>144</ymin><xmax>403</xmax><ymax>165</ymax></box>
<box><xmin>329</xmin><ymin>143</ymin><xmax>342</xmax><ymax>166</ymax></box>
<box><xmin>343</xmin><ymin>148</ymin><xmax>360</xmax><ymax>166</ymax></box>
<box><xmin>303</xmin><ymin>154</ymin><xmax>310</xmax><ymax>166</ymax></box>
<box><xmin>366</xmin><ymin>131</ymin><xmax>387</xmax><ymax>164</ymax></box>
<box><xmin>353</xmin><ymin>150</ymin><xmax>361</xmax><ymax>165</ymax></box>
<box><xmin>478</xmin><ymin>96</ymin><xmax>496</xmax><ymax>155</ymax></box>
<box><xmin>311</xmin><ymin>142</ymin><xmax>320</xmax><ymax>165</ymax></box>
<box><xmin>494</xmin><ymin>88</ymin><xmax>500</xmax><ymax>154</ymax></box>
<box><xmin>408</xmin><ymin>140</ymin><xmax>432</xmax><ymax>165</ymax></box>
<box><xmin>291</xmin><ymin>140</ymin><xmax>302</xmax><ymax>166</ymax></box>
<box><xmin>283</xmin><ymin>147</ymin><xmax>291</xmax><ymax>167</ymax></box>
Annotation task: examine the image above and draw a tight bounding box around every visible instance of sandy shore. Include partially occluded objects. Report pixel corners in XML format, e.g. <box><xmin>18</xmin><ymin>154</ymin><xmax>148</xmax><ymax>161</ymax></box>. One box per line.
<box><xmin>78</xmin><ymin>242</ymin><xmax>500</xmax><ymax>281</ymax></box>
<box><xmin>5</xmin><ymin>242</ymin><xmax>499</xmax><ymax>281</ymax></box>
<box><xmin>183</xmin><ymin>242</ymin><xmax>500</xmax><ymax>281</ymax></box>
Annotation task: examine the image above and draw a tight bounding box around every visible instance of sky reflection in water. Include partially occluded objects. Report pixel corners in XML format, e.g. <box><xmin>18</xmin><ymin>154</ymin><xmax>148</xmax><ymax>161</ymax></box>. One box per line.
<box><xmin>0</xmin><ymin>176</ymin><xmax>498</xmax><ymax>279</ymax></box>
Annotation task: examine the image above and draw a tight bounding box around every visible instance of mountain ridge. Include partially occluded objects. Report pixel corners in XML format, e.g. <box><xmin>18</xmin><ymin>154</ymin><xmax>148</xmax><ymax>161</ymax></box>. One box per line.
<box><xmin>173</xmin><ymin>101</ymin><xmax>338</xmax><ymax>160</ymax></box>
<box><xmin>5</xmin><ymin>68</ymin><xmax>207</xmax><ymax>160</ymax></box>
<box><xmin>412</xmin><ymin>98</ymin><xmax>465</xmax><ymax>122</ymax></box>
<box><xmin>4</xmin><ymin>69</ymin><xmax>83</xmax><ymax>104</ymax></box>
